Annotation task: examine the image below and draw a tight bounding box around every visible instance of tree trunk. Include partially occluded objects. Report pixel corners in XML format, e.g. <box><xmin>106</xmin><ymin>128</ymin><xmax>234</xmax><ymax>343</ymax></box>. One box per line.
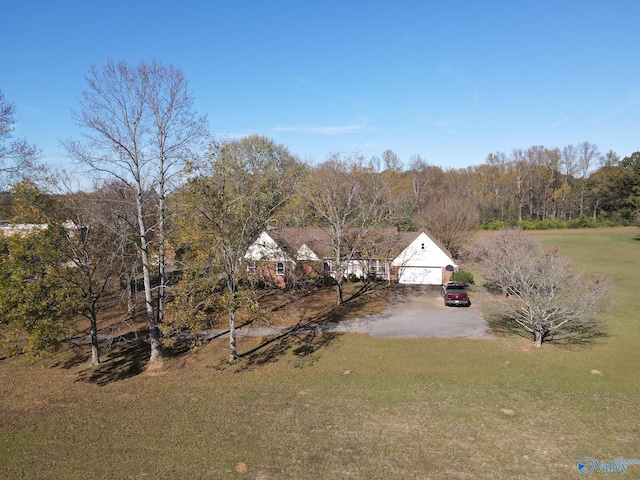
<box><xmin>229</xmin><ymin>310</ymin><xmax>237</xmax><ymax>362</ymax></box>
<box><xmin>157</xmin><ymin>157</ymin><xmax>166</xmax><ymax>328</ymax></box>
<box><xmin>127</xmin><ymin>279</ymin><xmax>135</xmax><ymax>315</ymax></box>
<box><xmin>136</xmin><ymin>189</ymin><xmax>162</xmax><ymax>363</ymax></box>
<box><xmin>535</xmin><ymin>330</ymin><xmax>543</xmax><ymax>348</ymax></box>
<box><xmin>157</xmin><ymin>239</ymin><xmax>165</xmax><ymax>327</ymax></box>
<box><xmin>90</xmin><ymin>306</ymin><xmax>100</xmax><ymax>366</ymax></box>
<box><xmin>335</xmin><ymin>249</ymin><xmax>344</xmax><ymax>305</ymax></box>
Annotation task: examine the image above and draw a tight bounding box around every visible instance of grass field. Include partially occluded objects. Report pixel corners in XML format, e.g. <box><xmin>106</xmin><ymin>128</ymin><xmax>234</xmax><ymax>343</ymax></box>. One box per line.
<box><xmin>1</xmin><ymin>227</ymin><xmax>639</xmax><ymax>479</ymax></box>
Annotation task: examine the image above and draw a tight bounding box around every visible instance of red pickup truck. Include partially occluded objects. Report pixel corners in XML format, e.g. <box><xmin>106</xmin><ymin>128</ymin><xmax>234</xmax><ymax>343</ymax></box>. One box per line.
<box><xmin>441</xmin><ymin>281</ymin><xmax>471</xmax><ymax>307</ymax></box>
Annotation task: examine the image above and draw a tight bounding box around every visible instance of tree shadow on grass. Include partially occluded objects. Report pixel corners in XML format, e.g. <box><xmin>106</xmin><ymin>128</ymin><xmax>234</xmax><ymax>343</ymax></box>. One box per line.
<box><xmin>75</xmin><ymin>341</ymin><xmax>148</xmax><ymax>385</ymax></box>
<box><xmin>239</xmin><ymin>324</ymin><xmax>341</xmax><ymax>370</ymax></box>
<box><xmin>74</xmin><ymin>337</ymin><xmax>190</xmax><ymax>386</ymax></box>
<box><xmin>545</xmin><ymin>325</ymin><xmax>611</xmax><ymax>348</ymax></box>
<box><xmin>486</xmin><ymin>311</ymin><xmax>611</xmax><ymax>349</ymax></box>
<box><xmin>235</xmin><ymin>284</ymin><xmax>384</xmax><ymax>370</ymax></box>
<box><xmin>70</xmin><ymin>282</ymin><xmax>389</xmax><ymax>378</ymax></box>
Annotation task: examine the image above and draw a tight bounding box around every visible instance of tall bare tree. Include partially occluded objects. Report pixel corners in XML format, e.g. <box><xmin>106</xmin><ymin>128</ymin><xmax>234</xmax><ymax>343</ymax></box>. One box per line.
<box><xmin>56</xmin><ymin>186</ymin><xmax>126</xmax><ymax>366</ymax></box>
<box><xmin>556</xmin><ymin>144</ymin><xmax>578</xmax><ymax>219</ymax></box>
<box><xmin>414</xmin><ymin>193</ymin><xmax>479</xmax><ymax>257</ymax></box>
<box><xmin>302</xmin><ymin>153</ymin><xmax>389</xmax><ymax>305</ymax></box>
<box><xmin>0</xmin><ymin>89</ymin><xmax>42</xmax><ymax>188</ymax></box>
<box><xmin>577</xmin><ymin>141</ymin><xmax>601</xmax><ymax>215</ymax></box>
<box><xmin>63</xmin><ymin>60</ymin><xmax>207</xmax><ymax>363</ymax></box>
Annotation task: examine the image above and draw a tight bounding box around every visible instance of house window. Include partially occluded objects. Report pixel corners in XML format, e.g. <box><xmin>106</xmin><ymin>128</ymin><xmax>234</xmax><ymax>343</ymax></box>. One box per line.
<box><xmin>276</xmin><ymin>261</ymin><xmax>285</xmax><ymax>276</ymax></box>
<box><xmin>421</xmin><ymin>243</ymin><xmax>425</xmax><ymax>250</ymax></box>
<box><xmin>370</xmin><ymin>259</ymin><xmax>386</xmax><ymax>276</ymax></box>
<box><xmin>247</xmin><ymin>261</ymin><xmax>257</xmax><ymax>273</ymax></box>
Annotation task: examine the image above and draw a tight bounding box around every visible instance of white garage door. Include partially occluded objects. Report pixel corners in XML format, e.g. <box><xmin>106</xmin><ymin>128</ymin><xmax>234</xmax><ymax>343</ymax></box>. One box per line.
<box><xmin>398</xmin><ymin>267</ymin><xmax>442</xmax><ymax>285</ymax></box>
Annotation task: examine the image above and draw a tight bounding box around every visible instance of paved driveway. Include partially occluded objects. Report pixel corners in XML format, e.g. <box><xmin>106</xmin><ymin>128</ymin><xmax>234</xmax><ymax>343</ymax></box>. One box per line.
<box><xmin>334</xmin><ymin>285</ymin><xmax>494</xmax><ymax>339</ymax></box>
<box><xmin>194</xmin><ymin>285</ymin><xmax>494</xmax><ymax>341</ymax></box>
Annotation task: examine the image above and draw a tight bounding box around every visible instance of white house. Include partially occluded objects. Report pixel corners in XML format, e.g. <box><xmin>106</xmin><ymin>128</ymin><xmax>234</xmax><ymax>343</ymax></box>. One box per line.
<box><xmin>245</xmin><ymin>227</ymin><xmax>457</xmax><ymax>286</ymax></box>
<box><xmin>245</xmin><ymin>231</ymin><xmax>290</xmax><ymax>262</ymax></box>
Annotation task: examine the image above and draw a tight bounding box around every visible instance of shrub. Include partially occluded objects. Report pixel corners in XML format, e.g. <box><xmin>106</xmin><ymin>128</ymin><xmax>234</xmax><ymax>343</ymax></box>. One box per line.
<box><xmin>317</xmin><ymin>275</ymin><xmax>337</xmax><ymax>287</ymax></box>
<box><xmin>480</xmin><ymin>220</ymin><xmax>509</xmax><ymax>230</ymax></box>
<box><xmin>566</xmin><ymin>214</ymin><xmax>596</xmax><ymax>229</ymax></box>
<box><xmin>348</xmin><ymin>273</ymin><xmax>361</xmax><ymax>283</ymax></box>
<box><xmin>451</xmin><ymin>269</ymin><xmax>474</xmax><ymax>285</ymax></box>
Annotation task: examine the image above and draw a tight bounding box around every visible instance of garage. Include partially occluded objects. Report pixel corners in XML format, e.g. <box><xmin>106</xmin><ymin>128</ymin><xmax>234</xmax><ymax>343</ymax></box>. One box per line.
<box><xmin>398</xmin><ymin>266</ymin><xmax>442</xmax><ymax>285</ymax></box>
<box><xmin>390</xmin><ymin>232</ymin><xmax>456</xmax><ymax>285</ymax></box>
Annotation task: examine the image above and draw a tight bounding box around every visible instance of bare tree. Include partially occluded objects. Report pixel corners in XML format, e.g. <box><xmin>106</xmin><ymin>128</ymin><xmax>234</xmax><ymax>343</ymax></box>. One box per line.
<box><xmin>577</xmin><ymin>141</ymin><xmax>601</xmax><ymax>215</ymax></box>
<box><xmin>56</xmin><ymin>184</ymin><xmax>126</xmax><ymax>365</ymax></box>
<box><xmin>301</xmin><ymin>153</ymin><xmax>389</xmax><ymax>305</ymax></box>
<box><xmin>0</xmin><ymin>89</ymin><xmax>42</xmax><ymax>188</ymax></box>
<box><xmin>408</xmin><ymin>155</ymin><xmax>445</xmax><ymax>209</ymax></box>
<box><xmin>382</xmin><ymin>149</ymin><xmax>402</xmax><ymax>172</ymax></box>
<box><xmin>63</xmin><ymin>60</ymin><xmax>207</xmax><ymax>364</ymax></box>
<box><xmin>471</xmin><ymin>229</ymin><xmax>611</xmax><ymax>347</ymax></box>
<box><xmin>480</xmin><ymin>152</ymin><xmax>509</xmax><ymax>222</ymax></box>
<box><xmin>557</xmin><ymin>144</ymin><xmax>578</xmax><ymax>219</ymax></box>
<box><xmin>94</xmin><ymin>181</ymin><xmax>143</xmax><ymax>316</ymax></box>
<box><xmin>414</xmin><ymin>193</ymin><xmax>479</xmax><ymax>257</ymax></box>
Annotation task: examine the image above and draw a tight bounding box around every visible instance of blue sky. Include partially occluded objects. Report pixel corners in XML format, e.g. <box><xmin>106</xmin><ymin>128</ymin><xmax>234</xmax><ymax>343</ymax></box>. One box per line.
<box><xmin>2</xmin><ymin>1</ymin><xmax>639</xmax><ymax>172</ymax></box>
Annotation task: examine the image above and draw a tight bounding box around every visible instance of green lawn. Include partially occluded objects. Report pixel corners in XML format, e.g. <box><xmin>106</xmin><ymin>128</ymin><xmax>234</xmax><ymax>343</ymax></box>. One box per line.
<box><xmin>1</xmin><ymin>227</ymin><xmax>640</xmax><ymax>479</ymax></box>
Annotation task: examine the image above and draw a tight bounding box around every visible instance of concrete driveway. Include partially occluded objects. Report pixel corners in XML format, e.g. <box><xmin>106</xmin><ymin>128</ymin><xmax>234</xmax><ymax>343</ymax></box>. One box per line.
<box><xmin>333</xmin><ymin>285</ymin><xmax>494</xmax><ymax>339</ymax></box>
<box><xmin>192</xmin><ymin>285</ymin><xmax>494</xmax><ymax>342</ymax></box>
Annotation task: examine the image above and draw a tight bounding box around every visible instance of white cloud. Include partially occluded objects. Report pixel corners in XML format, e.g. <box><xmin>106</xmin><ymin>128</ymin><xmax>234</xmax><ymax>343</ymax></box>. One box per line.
<box><xmin>591</xmin><ymin>95</ymin><xmax>640</xmax><ymax>123</ymax></box>
<box><xmin>271</xmin><ymin>121</ymin><xmax>369</xmax><ymax>136</ymax></box>
<box><xmin>548</xmin><ymin>117</ymin><xmax>570</xmax><ymax>128</ymax></box>
<box><xmin>607</xmin><ymin>97</ymin><xmax>639</xmax><ymax>115</ymax></box>
<box><xmin>212</xmin><ymin>131</ymin><xmax>258</xmax><ymax>140</ymax></box>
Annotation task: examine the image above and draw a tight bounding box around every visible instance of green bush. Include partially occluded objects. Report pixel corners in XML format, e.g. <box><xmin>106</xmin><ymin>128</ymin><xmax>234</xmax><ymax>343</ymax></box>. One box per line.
<box><xmin>481</xmin><ymin>216</ymin><xmax>629</xmax><ymax>231</ymax></box>
<box><xmin>451</xmin><ymin>269</ymin><xmax>474</xmax><ymax>285</ymax></box>
<box><xmin>566</xmin><ymin>214</ymin><xmax>596</xmax><ymax>229</ymax></box>
<box><xmin>480</xmin><ymin>220</ymin><xmax>509</xmax><ymax>230</ymax></box>
<box><xmin>317</xmin><ymin>275</ymin><xmax>337</xmax><ymax>287</ymax></box>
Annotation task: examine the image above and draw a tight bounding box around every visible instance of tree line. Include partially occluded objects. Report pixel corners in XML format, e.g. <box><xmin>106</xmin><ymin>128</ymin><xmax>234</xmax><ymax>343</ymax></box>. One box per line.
<box><xmin>0</xmin><ymin>59</ymin><xmax>634</xmax><ymax>363</ymax></box>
